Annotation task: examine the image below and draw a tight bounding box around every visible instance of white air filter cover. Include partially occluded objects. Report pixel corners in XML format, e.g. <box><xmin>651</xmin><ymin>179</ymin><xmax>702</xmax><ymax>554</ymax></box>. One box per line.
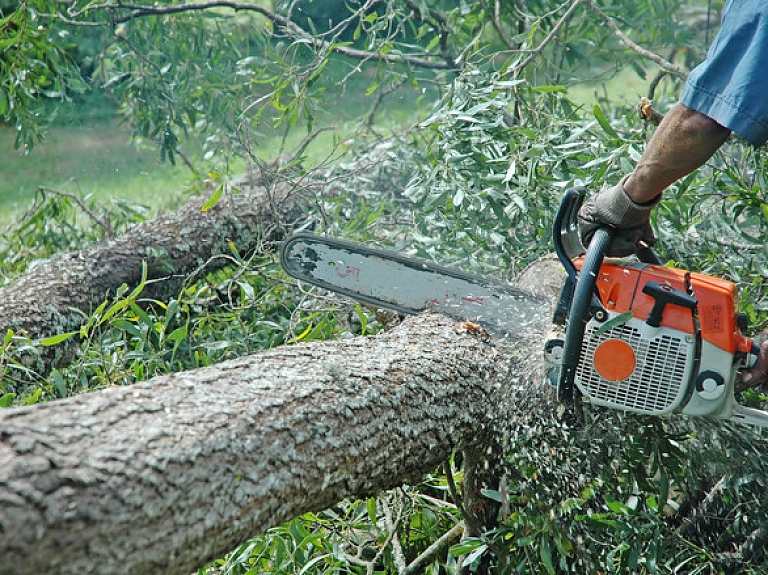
<box><xmin>575</xmin><ymin>315</ymin><xmax>696</xmax><ymax>415</ymax></box>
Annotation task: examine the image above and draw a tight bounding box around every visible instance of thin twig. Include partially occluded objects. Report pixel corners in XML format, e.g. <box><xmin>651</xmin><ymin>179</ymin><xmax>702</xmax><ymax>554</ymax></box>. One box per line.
<box><xmin>444</xmin><ymin>460</ymin><xmax>468</xmax><ymax>519</ymax></box>
<box><xmin>510</xmin><ymin>0</ymin><xmax>585</xmax><ymax>75</ymax></box>
<box><xmin>401</xmin><ymin>522</ymin><xmax>464</xmax><ymax>575</ymax></box>
<box><xmin>583</xmin><ymin>0</ymin><xmax>688</xmax><ymax>78</ymax></box>
<box><xmin>381</xmin><ymin>494</ymin><xmax>408</xmax><ymax>573</ymax></box>
<box><xmin>37</xmin><ymin>186</ymin><xmax>114</xmax><ymax>238</ymax></box>
<box><xmin>53</xmin><ymin>1</ymin><xmax>458</xmax><ymax>70</ymax></box>
<box><xmin>479</xmin><ymin>0</ymin><xmax>516</xmax><ymax>51</ymax></box>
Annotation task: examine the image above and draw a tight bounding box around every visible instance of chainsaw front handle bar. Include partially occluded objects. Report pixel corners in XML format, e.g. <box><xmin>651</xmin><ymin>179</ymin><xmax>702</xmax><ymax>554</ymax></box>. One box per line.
<box><xmin>557</xmin><ymin>226</ymin><xmax>615</xmax><ymax>404</ymax></box>
<box><xmin>552</xmin><ymin>188</ymin><xmax>586</xmax><ymax>284</ymax></box>
<box><xmin>553</xmin><ymin>187</ymin><xmax>662</xmax><ymax>273</ymax></box>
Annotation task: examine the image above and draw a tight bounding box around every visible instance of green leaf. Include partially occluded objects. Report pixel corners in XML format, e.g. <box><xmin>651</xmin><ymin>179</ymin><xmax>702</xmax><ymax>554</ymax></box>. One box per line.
<box><xmin>464</xmin><ymin>543</ymin><xmax>488</xmax><ymax>567</ymax></box>
<box><xmin>531</xmin><ymin>84</ymin><xmax>566</xmax><ymax>93</ymax></box>
<box><xmin>40</xmin><ymin>331</ymin><xmax>78</xmax><ymax>346</ymax></box>
<box><xmin>110</xmin><ymin>318</ymin><xmax>142</xmax><ymax>338</ymax></box>
<box><xmin>50</xmin><ymin>369</ymin><xmax>68</xmax><ymax>398</ymax></box>
<box><xmin>590</xmin><ymin>311</ymin><xmax>633</xmax><ymax>339</ymax></box>
<box><xmin>201</xmin><ymin>186</ymin><xmax>224</xmax><ymax>212</ymax></box>
<box><xmin>606</xmin><ymin>498</ymin><xmax>631</xmax><ymax>514</ymax></box>
<box><xmin>480</xmin><ymin>488</ymin><xmax>502</xmax><ymax>502</ymax></box>
<box><xmin>540</xmin><ymin>535</ymin><xmax>555</xmax><ymax>575</ymax></box>
<box><xmin>298</xmin><ymin>554</ymin><xmax>331</xmax><ymax>575</ymax></box>
<box><xmin>593</xmin><ymin>104</ymin><xmax>619</xmax><ymax>139</ymax></box>
<box><xmin>355</xmin><ymin>304</ymin><xmax>368</xmax><ymax>335</ymax></box>
<box><xmin>166</xmin><ymin>326</ymin><xmax>188</xmax><ymax>342</ymax></box>
<box><xmin>21</xmin><ymin>388</ymin><xmax>42</xmax><ymax>406</ymax></box>
<box><xmin>450</xmin><ymin>537</ymin><xmax>485</xmax><ymax>556</ymax></box>
<box><xmin>0</xmin><ymin>392</ymin><xmax>16</xmax><ymax>407</ymax></box>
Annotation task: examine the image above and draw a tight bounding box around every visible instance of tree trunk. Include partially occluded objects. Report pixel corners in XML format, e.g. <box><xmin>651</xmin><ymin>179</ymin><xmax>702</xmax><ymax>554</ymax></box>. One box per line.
<box><xmin>0</xmin><ymin>179</ymin><xmax>305</xmax><ymax>378</ymax></box>
<box><xmin>0</xmin><ymin>312</ymin><xmax>552</xmax><ymax>575</ymax></box>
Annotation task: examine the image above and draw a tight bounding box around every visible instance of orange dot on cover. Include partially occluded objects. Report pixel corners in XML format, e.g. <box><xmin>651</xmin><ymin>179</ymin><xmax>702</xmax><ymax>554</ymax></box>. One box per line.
<box><xmin>593</xmin><ymin>339</ymin><xmax>636</xmax><ymax>381</ymax></box>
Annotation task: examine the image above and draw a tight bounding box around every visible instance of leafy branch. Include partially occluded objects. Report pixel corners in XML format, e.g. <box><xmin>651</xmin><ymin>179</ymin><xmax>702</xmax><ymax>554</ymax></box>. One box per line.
<box><xmin>499</xmin><ymin>0</ymin><xmax>689</xmax><ymax>80</ymax></box>
<box><xmin>54</xmin><ymin>0</ymin><xmax>460</xmax><ymax>70</ymax></box>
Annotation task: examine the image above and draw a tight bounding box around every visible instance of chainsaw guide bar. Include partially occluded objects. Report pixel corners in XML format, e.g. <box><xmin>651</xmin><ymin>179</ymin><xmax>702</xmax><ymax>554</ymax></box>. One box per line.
<box><xmin>280</xmin><ymin>232</ymin><xmax>546</xmax><ymax>340</ymax></box>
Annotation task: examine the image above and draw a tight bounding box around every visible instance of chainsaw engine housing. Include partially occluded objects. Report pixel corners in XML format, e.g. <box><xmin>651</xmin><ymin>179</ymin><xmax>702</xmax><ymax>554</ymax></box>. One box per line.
<box><xmin>571</xmin><ymin>259</ymin><xmax>753</xmax><ymax>419</ymax></box>
<box><xmin>577</xmin><ymin>314</ymin><xmax>695</xmax><ymax>415</ymax></box>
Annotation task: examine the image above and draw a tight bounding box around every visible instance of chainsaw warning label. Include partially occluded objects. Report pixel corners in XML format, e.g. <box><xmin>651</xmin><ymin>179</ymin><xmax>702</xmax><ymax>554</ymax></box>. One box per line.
<box><xmin>701</xmin><ymin>305</ymin><xmax>724</xmax><ymax>332</ymax></box>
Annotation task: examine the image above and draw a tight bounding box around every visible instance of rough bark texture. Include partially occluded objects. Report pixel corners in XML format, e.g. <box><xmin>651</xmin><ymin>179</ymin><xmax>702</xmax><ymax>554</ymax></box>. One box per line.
<box><xmin>0</xmin><ymin>312</ymin><xmax>553</xmax><ymax>575</ymax></box>
<box><xmin>0</xmin><ymin>178</ymin><xmax>305</xmax><ymax>376</ymax></box>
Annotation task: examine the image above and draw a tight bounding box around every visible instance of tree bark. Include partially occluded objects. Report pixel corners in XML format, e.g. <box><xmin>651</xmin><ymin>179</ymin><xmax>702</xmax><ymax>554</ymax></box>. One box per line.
<box><xmin>0</xmin><ymin>178</ymin><xmax>305</xmax><ymax>378</ymax></box>
<box><xmin>0</xmin><ymin>312</ymin><xmax>552</xmax><ymax>575</ymax></box>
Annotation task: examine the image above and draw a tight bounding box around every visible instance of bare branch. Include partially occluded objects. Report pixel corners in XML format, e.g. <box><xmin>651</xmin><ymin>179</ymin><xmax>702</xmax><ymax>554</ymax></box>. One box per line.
<box><xmin>37</xmin><ymin>186</ymin><xmax>114</xmax><ymax>239</ymax></box>
<box><xmin>402</xmin><ymin>522</ymin><xmax>464</xmax><ymax>575</ymax></box>
<box><xmin>507</xmin><ymin>0</ymin><xmax>689</xmax><ymax>81</ymax></box>
<box><xmin>509</xmin><ymin>0</ymin><xmax>585</xmax><ymax>75</ymax></box>
<box><xmin>479</xmin><ymin>0</ymin><xmax>516</xmax><ymax>51</ymax></box>
<box><xmin>583</xmin><ymin>0</ymin><xmax>689</xmax><ymax>78</ymax></box>
<box><xmin>381</xmin><ymin>492</ymin><xmax>408</xmax><ymax>574</ymax></box>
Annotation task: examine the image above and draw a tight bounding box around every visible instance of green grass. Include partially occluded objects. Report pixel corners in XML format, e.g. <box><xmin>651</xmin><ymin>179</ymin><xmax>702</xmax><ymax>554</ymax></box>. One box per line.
<box><xmin>569</xmin><ymin>64</ymin><xmax>681</xmax><ymax>107</ymax></box>
<box><xmin>0</xmin><ymin>120</ymin><xmax>197</xmax><ymax>222</ymax></box>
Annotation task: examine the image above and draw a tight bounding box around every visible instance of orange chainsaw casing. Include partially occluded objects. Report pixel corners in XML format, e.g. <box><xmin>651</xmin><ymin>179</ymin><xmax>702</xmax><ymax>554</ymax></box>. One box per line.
<box><xmin>575</xmin><ymin>258</ymin><xmax>753</xmax><ymax>355</ymax></box>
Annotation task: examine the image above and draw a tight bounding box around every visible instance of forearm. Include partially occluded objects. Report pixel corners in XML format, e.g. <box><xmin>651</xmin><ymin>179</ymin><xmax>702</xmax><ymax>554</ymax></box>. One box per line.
<box><xmin>624</xmin><ymin>102</ymin><xmax>731</xmax><ymax>203</ymax></box>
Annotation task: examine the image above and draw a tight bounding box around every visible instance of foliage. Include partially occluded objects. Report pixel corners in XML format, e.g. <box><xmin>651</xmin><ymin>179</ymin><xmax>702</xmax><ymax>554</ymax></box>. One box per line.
<box><xmin>0</xmin><ymin>189</ymin><xmax>151</xmax><ymax>284</ymax></box>
<box><xmin>5</xmin><ymin>0</ymin><xmax>705</xmax><ymax>161</ymax></box>
<box><xmin>204</xmin><ymin>484</ymin><xmax>461</xmax><ymax>575</ymax></box>
<box><xmin>0</xmin><ymin>0</ymin><xmax>88</xmax><ymax>149</ymax></box>
<box><xmin>403</xmin><ymin>74</ymin><xmax>633</xmax><ymax>273</ymax></box>
<box><xmin>657</xmin><ymin>142</ymin><xmax>768</xmax><ymax>332</ymax></box>
<box><xmin>6</xmin><ymin>1</ymin><xmax>768</xmax><ymax>574</ymax></box>
<box><xmin>0</xmin><ymin>191</ymin><xmax>384</xmax><ymax>403</ymax></box>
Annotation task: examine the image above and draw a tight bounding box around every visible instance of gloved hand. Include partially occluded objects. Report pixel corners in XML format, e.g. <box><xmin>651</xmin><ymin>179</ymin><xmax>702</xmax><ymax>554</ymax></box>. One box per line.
<box><xmin>577</xmin><ymin>176</ymin><xmax>661</xmax><ymax>257</ymax></box>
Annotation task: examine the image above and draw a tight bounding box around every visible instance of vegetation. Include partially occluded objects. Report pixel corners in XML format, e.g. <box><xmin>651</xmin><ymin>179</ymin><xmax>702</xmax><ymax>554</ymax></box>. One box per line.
<box><xmin>4</xmin><ymin>0</ymin><xmax>768</xmax><ymax>573</ymax></box>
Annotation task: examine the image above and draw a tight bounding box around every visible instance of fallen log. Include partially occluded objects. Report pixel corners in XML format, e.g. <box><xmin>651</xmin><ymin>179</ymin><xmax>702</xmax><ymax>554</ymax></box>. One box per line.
<box><xmin>0</xmin><ymin>311</ymin><xmax>551</xmax><ymax>575</ymax></box>
<box><xmin>0</xmin><ymin>179</ymin><xmax>305</xmax><ymax>379</ymax></box>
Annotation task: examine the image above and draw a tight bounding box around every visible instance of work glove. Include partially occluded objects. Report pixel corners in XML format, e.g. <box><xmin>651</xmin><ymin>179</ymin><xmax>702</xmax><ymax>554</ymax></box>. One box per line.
<box><xmin>577</xmin><ymin>176</ymin><xmax>661</xmax><ymax>257</ymax></box>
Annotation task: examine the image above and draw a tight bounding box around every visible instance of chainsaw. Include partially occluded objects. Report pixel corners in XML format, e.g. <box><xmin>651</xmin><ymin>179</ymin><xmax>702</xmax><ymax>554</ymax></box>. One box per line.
<box><xmin>546</xmin><ymin>188</ymin><xmax>767</xmax><ymax>427</ymax></box>
<box><xmin>280</xmin><ymin>188</ymin><xmax>768</xmax><ymax>427</ymax></box>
